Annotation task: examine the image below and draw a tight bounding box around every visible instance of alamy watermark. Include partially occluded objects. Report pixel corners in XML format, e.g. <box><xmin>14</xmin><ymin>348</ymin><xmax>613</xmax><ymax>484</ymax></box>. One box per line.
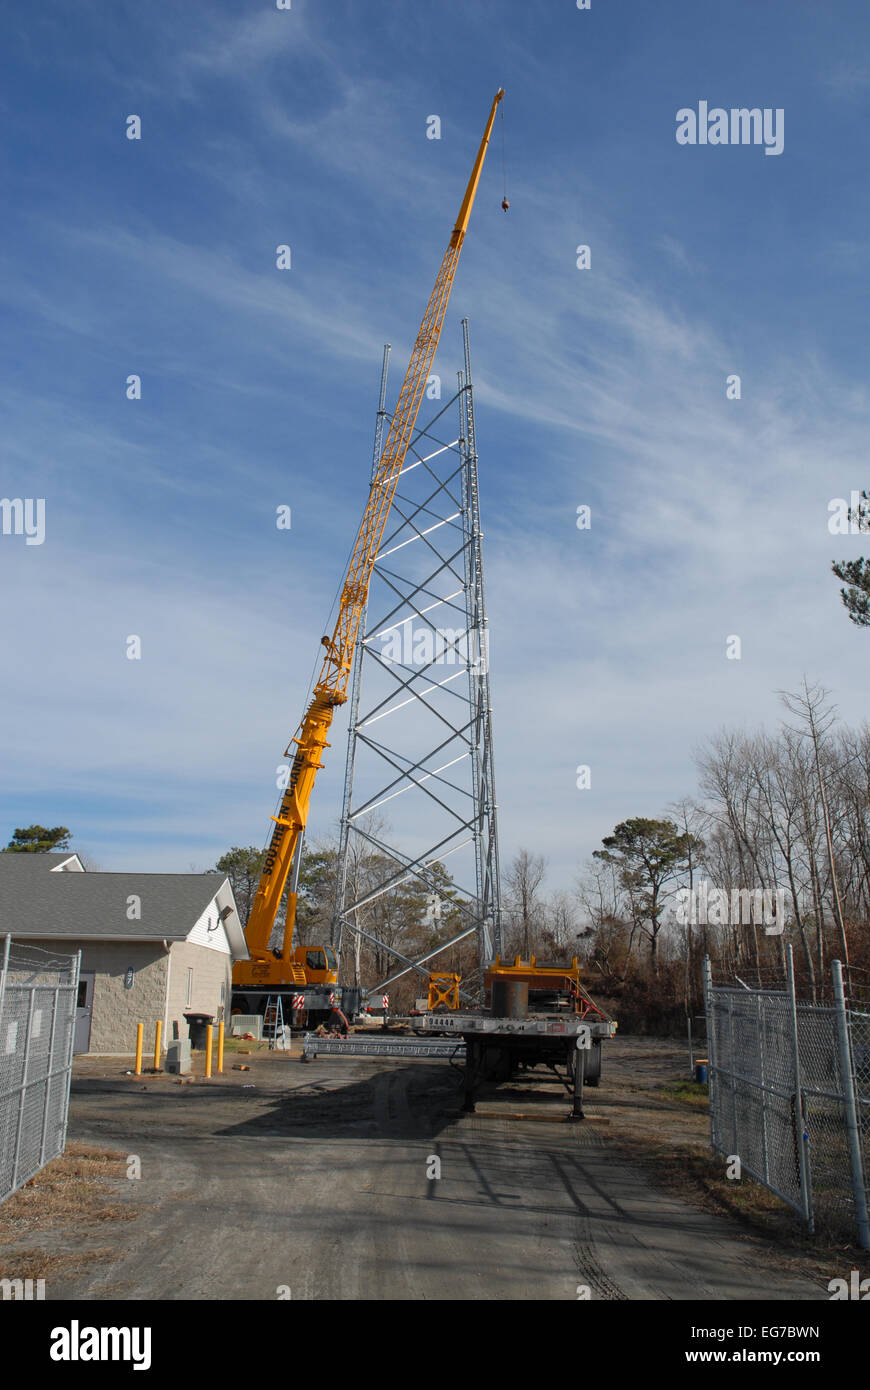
<box><xmin>674</xmin><ymin>882</ymin><xmax>785</xmax><ymax>934</ymax></box>
<box><xmin>375</xmin><ymin>620</ymin><xmax>488</xmax><ymax>674</ymax></box>
<box><xmin>828</xmin><ymin>492</ymin><xmax>870</xmax><ymax>534</ymax></box>
<box><xmin>1</xmin><ymin>1277</ymin><xmax>45</xmax><ymax>1300</ymax></box>
<box><xmin>1</xmin><ymin>497</ymin><xmax>45</xmax><ymax>546</ymax></box>
<box><xmin>676</xmin><ymin>103</ymin><xmax>784</xmax><ymax>156</ymax></box>
<box><xmin>828</xmin><ymin>1269</ymin><xmax>870</xmax><ymax>1300</ymax></box>
<box><xmin>50</xmin><ymin>1322</ymin><xmax>151</xmax><ymax>1370</ymax></box>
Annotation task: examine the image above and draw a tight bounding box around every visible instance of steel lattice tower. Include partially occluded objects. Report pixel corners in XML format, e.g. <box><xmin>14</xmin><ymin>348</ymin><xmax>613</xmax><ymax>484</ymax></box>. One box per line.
<box><xmin>331</xmin><ymin>320</ymin><xmax>501</xmax><ymax>1001</ymax></box>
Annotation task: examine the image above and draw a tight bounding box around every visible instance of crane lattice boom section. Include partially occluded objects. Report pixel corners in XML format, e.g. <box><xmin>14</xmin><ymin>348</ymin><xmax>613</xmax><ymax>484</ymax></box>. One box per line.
<box><xmin>316</xmin><ymin>239</ymin><xmax>463</xmax><ymax>704</ymax></box>
<box><xmin>238</xmin><ymin>89</ymin><xmax>504</xmax><ymax>972</ymax></box>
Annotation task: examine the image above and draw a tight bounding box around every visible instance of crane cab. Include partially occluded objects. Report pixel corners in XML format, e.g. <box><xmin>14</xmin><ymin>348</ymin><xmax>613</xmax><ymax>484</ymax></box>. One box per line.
<box><xmin>296</xmin><ymin>945</ymin><xmax>338</xmax><ymax>985</ymax></box>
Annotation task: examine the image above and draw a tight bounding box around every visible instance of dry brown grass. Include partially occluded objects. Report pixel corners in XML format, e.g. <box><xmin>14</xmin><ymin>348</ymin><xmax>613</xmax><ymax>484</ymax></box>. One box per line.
<box><xmin>0</xmin><ymin>1143</ymin><xmax>140</xmax><ymax>1288</ymax></box>
<box><xmin>0</xmin><ymin>1246</ymin><xmax>119</xmax><ymax>1282</ymax></box>
<box><xmin>0</xmin><ymin>1143</ymin><xmax>134</xmax><ymax>1233</ymax></box>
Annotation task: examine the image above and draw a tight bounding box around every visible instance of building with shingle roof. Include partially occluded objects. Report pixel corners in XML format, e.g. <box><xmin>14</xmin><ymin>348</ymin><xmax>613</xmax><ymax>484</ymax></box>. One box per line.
<box><xmin>0</xmin><ymin>852</ymin><xmax>247</xmax><ymax>1054</ymax></box>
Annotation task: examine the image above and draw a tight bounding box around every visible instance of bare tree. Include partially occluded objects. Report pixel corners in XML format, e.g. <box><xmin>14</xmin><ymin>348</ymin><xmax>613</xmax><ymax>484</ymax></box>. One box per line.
<box><xmin>505</xmin><ymin>849</ymin><xmax>547</xmax><ymax>958</ymax></box>
<box><xmin>778</xmin><ymin>680</ymin><xmax>850</xmax><ymax>984</ymax></box>
<box><xmin>543</xmin><ymin>889</ymin><xmax>578</xmax><ymax>957</ymax></box>
<box><xmin>575</xmin><ymin>856</ymin><xmax>638</xmax><ymax>979</ymax></box>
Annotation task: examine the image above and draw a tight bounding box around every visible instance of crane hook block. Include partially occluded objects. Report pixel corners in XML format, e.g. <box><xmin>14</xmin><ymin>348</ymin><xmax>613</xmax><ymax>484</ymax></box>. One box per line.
<box><xmin>501</xmin><ymin>198</ymin><xmax>510</xmax><ymax>212</ymax></box>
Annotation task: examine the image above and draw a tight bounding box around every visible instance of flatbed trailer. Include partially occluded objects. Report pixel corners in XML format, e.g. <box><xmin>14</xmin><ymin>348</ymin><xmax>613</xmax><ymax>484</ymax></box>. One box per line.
<box><xmin>419</xmin><ymin>1012</ymin><xmax>617</xmax><ymax>1119</ymax></box>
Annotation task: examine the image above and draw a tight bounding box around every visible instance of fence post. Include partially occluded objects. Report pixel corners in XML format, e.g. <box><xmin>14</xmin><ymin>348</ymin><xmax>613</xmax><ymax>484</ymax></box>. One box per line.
<box><xmin>703</xmin><ymin>956</ymin><xmax>716</xmax><ymax>1151</ymax></box>
<box><xmin>39</xmin><ymin>985</ymin><xmax>60</xmax><ymax>1168</ymax></box>
<box><xmin>727</xmin><ymin>990</ymin><xmax>738</xmax><ymax>1155</ymax></box>
<box><xmin>0</xmin><ymin>935</ymin><xmax>10</xmax><ymax>1021</ymax></box>
<box><xmin>832</xmin><ymin>958</ymin><xmax>870</xmax><ymax>1252</ymax></box>
<box><xmin>11</xmin><ymin>985</ymin><xmax>38</xmax><ymax>1195</ymax></box>
<box><xmin>58</xmin><ymin>951</ymin><xmax>80</xmax><ymax>1158</ymax></box>
<box><xmin>757</xmin><ymin>989</ymin><xmax>770</xmax><ymax>1187</ymax></box>
<box><xmin>787</xmin><ymin>943</ymin><xmax>814</xmax><ymax>1233</ymax></box>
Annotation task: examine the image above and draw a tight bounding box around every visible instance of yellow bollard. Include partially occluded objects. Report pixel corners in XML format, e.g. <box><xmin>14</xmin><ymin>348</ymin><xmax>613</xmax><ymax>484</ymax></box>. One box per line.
<box><xmin>217</xmin><ymin>1020</ymin><xmax>225</xmax><ymax>1074</ymax></box>
<box><xmin>153</xmin><ymin>1018</ymin><xmax>162</xmax><ymax>1072</ymax></box>
<box><xmin>205</xmin><ymin>1023</ymin><xmax>213</xmax><ymax>1079</ymax></box>
<box><xmin>134</xmin><ymin>1022</ymin><xmax>144</xmax><ymax>1076</ymax></box>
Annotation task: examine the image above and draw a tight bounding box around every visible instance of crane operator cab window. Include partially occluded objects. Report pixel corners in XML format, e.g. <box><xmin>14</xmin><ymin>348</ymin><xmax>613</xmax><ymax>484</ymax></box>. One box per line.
<box><xmin>305</xmin><ymin>948</ymin><xmax>337</xmax><ymax>976</ymax></box>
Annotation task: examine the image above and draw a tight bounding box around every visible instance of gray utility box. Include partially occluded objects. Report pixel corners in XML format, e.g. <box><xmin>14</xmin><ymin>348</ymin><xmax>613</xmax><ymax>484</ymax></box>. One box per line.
<box><xmin>230</xmin><ymin>1014</ymin><xmax>263</xmax><ymax>1040</ymax></box>
<box><xmin>165</xmin><ymin>1039</ymin><xmax>191</xmax><ymax>1075</ymax></box>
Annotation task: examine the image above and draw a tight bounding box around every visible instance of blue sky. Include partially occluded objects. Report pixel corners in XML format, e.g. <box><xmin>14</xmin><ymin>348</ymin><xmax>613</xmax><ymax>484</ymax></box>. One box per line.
<box><xmin>2</xmin><ymin>0</ymin><xmax>870</xmax><ymax>893</ymax></box>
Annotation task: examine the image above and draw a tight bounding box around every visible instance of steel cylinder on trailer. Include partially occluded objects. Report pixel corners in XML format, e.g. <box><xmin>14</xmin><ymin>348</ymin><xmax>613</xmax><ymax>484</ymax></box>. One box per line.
<box><xmin>491</xmin><ymin>978</ymin><xmax>528</xmax><ymax>1019</ymax></box>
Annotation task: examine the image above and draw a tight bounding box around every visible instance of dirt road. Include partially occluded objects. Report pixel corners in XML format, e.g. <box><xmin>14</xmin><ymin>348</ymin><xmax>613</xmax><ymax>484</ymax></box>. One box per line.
<box><xmin>38</xmin><ymin>1037</ymin><xmax>828</xmax><ymax>1302</ymax></box>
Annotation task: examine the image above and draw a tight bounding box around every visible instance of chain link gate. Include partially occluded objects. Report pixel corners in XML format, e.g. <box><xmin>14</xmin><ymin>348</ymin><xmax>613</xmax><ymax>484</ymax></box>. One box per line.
<box><xmin>0</xmin><ymin>936</ymin><xmax>80</xmax><ymax>1205</ymax></box>
<box><xmin>704</xmin><ymin>949</ymin><xmax>870</xmax><ymax>1249</ymax></box>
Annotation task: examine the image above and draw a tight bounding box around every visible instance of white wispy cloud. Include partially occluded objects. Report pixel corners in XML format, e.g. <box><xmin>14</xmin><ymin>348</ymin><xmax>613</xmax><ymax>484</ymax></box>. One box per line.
<box><xmin>4</xmin><ymin>1</ymin><xmax>868</xmax><ymax>892</ymax></box>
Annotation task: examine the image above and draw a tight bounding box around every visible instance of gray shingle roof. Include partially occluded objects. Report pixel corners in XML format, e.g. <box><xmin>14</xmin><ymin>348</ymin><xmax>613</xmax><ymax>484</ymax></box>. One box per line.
<box><xmin>0</xmin><ymin>857</ymin><xmax>237</xmax><ymax>945</ymax></box>
<box><xmin>0</xmin><ymin>851</ymin><xmax>83</xmax><ymax>872</ymax></box>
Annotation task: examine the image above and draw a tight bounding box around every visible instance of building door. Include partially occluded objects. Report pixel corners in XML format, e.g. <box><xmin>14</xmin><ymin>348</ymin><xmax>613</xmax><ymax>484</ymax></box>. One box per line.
<box><xmin>74</xmin><ymin>973</ymin><xmax>94</xmax><ymax>1054</ymax></box>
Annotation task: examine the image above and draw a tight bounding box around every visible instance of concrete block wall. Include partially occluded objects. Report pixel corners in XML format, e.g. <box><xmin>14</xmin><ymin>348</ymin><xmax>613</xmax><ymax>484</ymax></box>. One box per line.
<box><xmin>26</xmin><ymin>939</ymin><xmax>169</xmax><ymax>1054</ymax></box>
<box><xmin>165</xmin><ymin>939</ymin><xmax>232</xmax><ymax>1045</ymax></box>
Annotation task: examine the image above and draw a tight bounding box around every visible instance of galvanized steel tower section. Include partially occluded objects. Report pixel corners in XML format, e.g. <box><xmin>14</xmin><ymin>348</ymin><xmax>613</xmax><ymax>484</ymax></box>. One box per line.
<box><xmin>331</xmin><ymin>321</ymin><xmax>502</xmax><ymax>1000</ymax></box>
<box><xmin>459</xmin><ymin>319</ymin><xmax>503</xmax><ymax>974</ymax></box>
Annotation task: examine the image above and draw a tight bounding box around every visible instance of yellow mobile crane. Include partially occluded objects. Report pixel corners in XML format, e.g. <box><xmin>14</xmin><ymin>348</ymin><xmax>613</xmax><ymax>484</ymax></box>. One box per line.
<box><xmin>232</xmin><ymin>90</ymin><xmax>505</xmax><ymax>1022</ymax></box>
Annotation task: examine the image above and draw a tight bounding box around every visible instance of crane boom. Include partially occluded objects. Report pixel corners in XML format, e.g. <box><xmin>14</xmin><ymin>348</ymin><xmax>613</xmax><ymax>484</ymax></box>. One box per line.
<box><xmin>240</xmin><ymin>90</ymin><xmax>505</xmax><ymax>974</ymax></box>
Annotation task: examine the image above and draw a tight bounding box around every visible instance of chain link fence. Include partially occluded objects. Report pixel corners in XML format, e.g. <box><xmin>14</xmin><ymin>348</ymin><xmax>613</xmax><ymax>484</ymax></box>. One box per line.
<box><xmin>705</xmin><ymin>949</ymin><xmax>870</xmax><ymax>1248</ymax></box>
<box><xmin>849</xmin><ymin>1006</ymin><xmax>870</xmax><ymax>1241</ymax></box>
<box><xmin>0</xmin><ymin>935</ymin><xmax>80</xmax><ymax>1205</ymax></box>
